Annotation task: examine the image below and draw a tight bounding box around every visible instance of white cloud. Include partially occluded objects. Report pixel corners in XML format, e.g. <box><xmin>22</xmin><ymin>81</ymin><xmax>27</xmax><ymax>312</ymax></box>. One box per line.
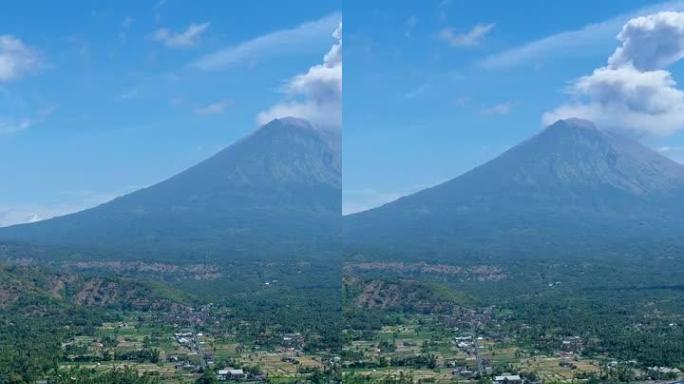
<box><xmin>543</xmin><ymin>66</ymin><xmax>684</xmax><ymax>136</ymax></box>
<box><xmin>658</xmin><ymin>145</ymin><xmax>684</xmax><ymax>163</ymax></box>
<box><xmin>169</xmin><ymin>96</ymin><xmax>184</xmax><ymax>106</ymax></box>
<box><xmin>438</xmin><ymin>0</ymin><xmax>453</xmax><ymax>22</ymax></box>
<box><xmin>0</xmin><ymin>106</ymin><xmax>55</xmax><ymax>136</ymax></box>
<box><xmin>151</xmin><ymin>22</ymin><xmax>210</xmax><ymax>48</ymax></box>
<box><xmin>152</xmin><ymin>0</ymin><xmax>167</xmax><ymax>22</ymax></box>
<box><xmin>192</xmin><ymin>13</ymin><xmax>340</xmax><ymax>70</ymax></box>
<box><xmin>0</xmin><ymin>118</ymin><xmax>31</xmax><ymax>135</ymax></box>
<box><xmin>117</xmin><ymin>86</ymin><xmax>142</xmax><ymax>101</ymax></box>
<box><xmin>481</xmin><ymin>101</ymin><xmax>515</xmax><ymax>116</ymax></box>
<box><xmin>544</xmin><ymin>11</ymin><xmax>684</xmax><ymax>137</ymax></box>
<box><xmin>194</xmin><ymin>99</ymin><xmax>231</xmax><ymax>116</ymax></box>
<box><xmin>0</xmin><ymin>188</ymin><xmax>136</xmax><ymax>227</ymax></box>
<box><xmin>120</xmin><ymin>16</ymin><xmax>134</xmax><ymax>43</ymax></box>
<box><xmin>405</xmin><ymin>15</ymin><xmax>418</xmax><ymax>37</ymax></box>
<box><xmin>481</xmin><ymin>0</ymin><xmax>684</xmax><ymax>70</ymax></box>
<box><xmin>403</xmin><ymin>83</ymin><xmax>429</xmax><ymax>99</ymax></box>
<box><xmin>0</xmin><ymin>35</ymin><xmax>40</xmax><ymax>82</ymax></box>
<box><xmin>256</xmin><ymin>22</ymin><xmax>341</xmax><ymax>130</ymax></box>
<box><xmin>608</xmin><ymin>11</ymin><xmax>684</xmax><ymax>70</ymax></box>
<box><xmin>440</xmin><ymin>23</ymin><xmax>495</xmax><ymax>47</ymax></box>
<box><xmin>343</xmin><ymin>188</ymin><xmax>404</xmax><ymax>215</ymax></box>
<box><xmin>0</xmin><ymin>206</ymin><xmax>73</xmax><ymax>227</ymax></box>
<box><xmin>454</xmin><ymin>96</ymin><xmax>471</xmax><ymax>107</ymax></box>
<box><xmin>343</xmin><ymin>184</ymin><xmax>431</xmax><ymax>215</ymax></box>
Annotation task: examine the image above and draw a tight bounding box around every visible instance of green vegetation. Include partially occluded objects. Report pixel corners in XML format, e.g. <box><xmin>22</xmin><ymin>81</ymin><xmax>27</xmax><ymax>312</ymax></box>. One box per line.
<box><xmin>0</xmin><ymin>259</ymin><xmax>340</xmax><ymax>384</ymax></box>
<box><xmin>342</xmin><ymin>258</ymin><xmax>684</xmax><ymax>383</ymax></box>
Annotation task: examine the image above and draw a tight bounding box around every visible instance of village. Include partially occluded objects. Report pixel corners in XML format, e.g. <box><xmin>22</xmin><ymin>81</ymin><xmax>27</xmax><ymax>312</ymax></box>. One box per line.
<box><xmin>56</xmin><ymin>304</ymin><xmax>336</xmax><ymax>383</ymax></box>
<box><xmin>342</xmin><ymin>309</ymin><xmax>684</xmax><ymax>384</ymax></box>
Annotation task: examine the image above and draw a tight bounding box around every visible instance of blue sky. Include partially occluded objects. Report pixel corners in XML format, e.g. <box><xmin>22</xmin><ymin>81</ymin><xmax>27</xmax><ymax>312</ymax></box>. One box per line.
<box><xmin>6</xmin><ymin>1</ymin><xmax>684</xmax><ymax>224</ymax></box>
<box><xmin>343</xmin><ymin>0</ymin><xmax>684</xmax><ymax>213</ymax></box>
<box><xmin>0</xmin><ymin>0</ymin><xmax>340</xmax><ymax>226</ymax></box>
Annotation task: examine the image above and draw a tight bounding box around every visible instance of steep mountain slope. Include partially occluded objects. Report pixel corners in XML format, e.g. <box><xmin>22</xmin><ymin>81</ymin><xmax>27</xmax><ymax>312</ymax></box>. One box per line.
<box><xmin>343</xmin><ymin>275</ymin><xmax>473</xmax><ymax>313</ymax></box>
<box><xmin>0</xmin><ymin>117</ymin><xmax>341</xmax><ymax>261</ymax></box>
<box><xmin>344</xmin><ymin>118</ymin><xmax>684</xmax><ymax>259</ymax></box>
<box><xmin>0</xmin><ymin>264</ymin><xmax>189</xmax><ymax>310</ymax></box>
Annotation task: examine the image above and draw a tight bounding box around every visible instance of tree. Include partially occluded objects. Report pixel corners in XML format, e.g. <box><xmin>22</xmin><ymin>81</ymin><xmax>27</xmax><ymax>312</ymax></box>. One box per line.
<box><xmin>196</xmin><ymin>370</ymin><xmax>218</xmax><ymax>384</ymax></box>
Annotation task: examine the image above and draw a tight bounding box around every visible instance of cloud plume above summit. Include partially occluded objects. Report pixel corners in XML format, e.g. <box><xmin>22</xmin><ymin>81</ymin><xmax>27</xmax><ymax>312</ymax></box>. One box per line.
<box><xmin>608</xmin><ymin>12</ymin><xmax>684</xmax><ymax>70</ymax></box>
<box><xmin>257</xmin><ymin>22</ymin><xmax>342</xmax><ymax>130</ymax></box>
<box><xmin>544</xmin><ymin>12</ymin><xmax>684</xmax><ymax>137</ymax></box>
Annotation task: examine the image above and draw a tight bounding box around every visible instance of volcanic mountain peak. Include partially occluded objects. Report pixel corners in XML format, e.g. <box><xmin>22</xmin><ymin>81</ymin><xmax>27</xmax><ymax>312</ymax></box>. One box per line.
<box><xmin>344</xmin><ymin>118</ymin><xmax>684</xmax><ymax>256</ymax></box>
<box><xmin>266</xmin><ymin>116</ymin><xmax>319</xmax><ymax>131</ymax></box>
<box><xmin>178</xmin><ymin>116</ymin><xmax>340</xmax><ymax>189</ymax></box>
<box><xmin>0</xmin><ymin>117</ymin><xmax>341</xmax><ymax>260</ymax></box>
<box><xmin>457</xmin><ymin>118</ymin><xmax>684</xmax><ymax>198</ymax></box>
<box><xmin>545</xmin><ymin>117</ymin><xmax>597</xmax><ymax>132</ymax></box>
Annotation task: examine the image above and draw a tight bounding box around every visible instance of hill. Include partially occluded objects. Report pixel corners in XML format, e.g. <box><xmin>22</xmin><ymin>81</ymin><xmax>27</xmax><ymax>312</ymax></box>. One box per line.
<box><xmin>0</xmin><ymin>117</ymin><xmax>341</xmax><ymax>262</ymax></box>
<box><xmin>344</xmin><ymin>118</ymin><xmax>684</xmax><ymax>260</ymax></box>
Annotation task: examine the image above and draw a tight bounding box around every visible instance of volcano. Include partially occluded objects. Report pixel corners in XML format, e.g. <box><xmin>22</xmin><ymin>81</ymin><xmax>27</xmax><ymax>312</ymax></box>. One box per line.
<box><xmin>0</xmin><ymin>117</ymin><xmax>341</xmax><ymax>261</ymax></box>
<box><xmin>344</xmin><ymin>118</ymin><xmax>684</xmax><ymax>259</ymax></box>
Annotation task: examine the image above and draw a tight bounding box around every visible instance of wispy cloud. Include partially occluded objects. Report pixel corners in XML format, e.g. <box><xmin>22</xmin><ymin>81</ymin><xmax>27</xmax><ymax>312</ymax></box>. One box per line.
<box><xmin>405</xmin><ymin>15</ymin><xmax>418</xmax><ymax>38</ymax></box>
<box><xmin>116</xmin><ymin>86</ymin><xmax>142</xmax><ymax>101</ymax></box>
<box><xmin>0</xmin><ymin>119</ymin><xmax>31</xmax><ymax>135</ymax></box>
<box><xmin>192</xmin><ymin>13</ymin><xmax>340</xmax><ymax>71</ymax></box>
<box><xmin>403</xmin><ymin>83</ymin><xmax>430</xmax><ymax>99</ymax></box>
<box><xmin>0</xmin><ymin>35</ymin><xmax>41</xmax><ymax>82</ymax></box>
<box><xmin>481</xmin><ymin>101</ymin><xmax>515</xmax><ymax>116</ymax></box>
<box><xmin>658</xmin><ymin>145</ymin><xmax>684</xmax><ymax>163</ymax></box>
<box><xmin>194</xmin><ymin>99</ymin><xmax>232</xmax><ymax>116</ymax></box>
<box><xmin>343</xmin><ymin>184</ymin><xmax>431</xmax><ymax>215</ymax></box>
<box><xmin>0</xmin><ymin>206</ymin><xmax>70</xmax><ymax>227</ymax></box>
<box><xmin>454</xmin><ymin>96</ymin><xmax>471</xmax><ymax>107</ymax></box>
<box><xmin>438</xmin><ymin>0</ymin><xmax>452</xmax><ymax>22</ymax></box>
<box><xmin>152</xmin><ymin>0</ymin><xmax>167</xmax><ymax>22</ymax></box>
<box><xmin>119</xmin><ymin>16</ymin><xmax>134</xmax><ymax>43</ymax></box>
<box><xmin>0</xmin><ymin>106</ymin><xmax>55</xmax><ymax>136</ymax></box>
<box><xmin>151</xmin><ymin>22</ymin><xmax>210</xmax><ymax>48</ymax></box>
<box><xmin>0</xmin><ymin>188</ymin><xmax>133</xmax><ymax>227</ymax></box>
<box><xmin>440</xmin><ymin>23</ymin><xmax>495</xmax><ymax>47</ymax></box>
<box><xmin>481</xmin><ymin>0</ymin><xmax>684</xmax><ymax>70</ymax></box>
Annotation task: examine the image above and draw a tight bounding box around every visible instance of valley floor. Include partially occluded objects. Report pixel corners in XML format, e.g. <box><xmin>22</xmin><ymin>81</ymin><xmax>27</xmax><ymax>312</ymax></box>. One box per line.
<box><xmin>341</xmin><ymin>260</ymin><xmax>684</xmax><ymax>384</ymax></box>
<box><xmin>56</xmin><ymin>310</ymin><xmax>333</xmax><ymax>383</ymax></box>
<box><xmin>0</xmin><ymin>256</ymin><xmax>341</xmax><ymax>384</ymax></box>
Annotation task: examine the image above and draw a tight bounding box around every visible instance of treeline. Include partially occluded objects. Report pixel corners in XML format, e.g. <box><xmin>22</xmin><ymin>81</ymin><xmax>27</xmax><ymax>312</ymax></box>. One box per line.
<box><xmin>344</xmin><ymin>354</ymin><xmax>438</xmax><ymax>370</ymax></box>
<box><xmin>52</xmin><ymin>367</ymin><xmax>160</xmax><ymax>384</ymax></box>
<box><xmin>184</xmin><ymin>262</ymin><xmax>343</xmax><ymax>352</ymax></box>
<box><xmin>502</xmin><ymin>293</ymin><xmax>684</xmax><ymax>366</ymax></box>
<box><xmin>343</xmin><ymin>372</ymin><xmax>414</xmax><ymax>384</ymax></box>
<box><xmin>0</xmin><ymin>294</ymin><xmax>118</xmax><ymax>383</ymax></box>
<box><xmin>345</xmin><ymin>255</ymin><xmax>684</xmax><ymax>368</ymax></box>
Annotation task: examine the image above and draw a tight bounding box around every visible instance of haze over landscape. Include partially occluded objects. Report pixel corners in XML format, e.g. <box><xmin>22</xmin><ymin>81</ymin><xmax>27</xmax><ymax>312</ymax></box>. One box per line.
<box><xmin>345</xmin><ymin>118</ymin><xmax>684</xmax><ymax>257</ymax></box>
<box><xmin>0</xmin><ymin>117</ymin><xmax>341</xmax><ymax>260</ymax></box>
<box><xmin>0</xmin><ymin>2</ymin><xmax>344</xmax><ymax>383</ymax></box>
<box><xmin>0</xmin><ymin>1</ymin><xmax>340</xmax><ymax>228</ymax></box>
<box><xmin>3</xmin><ymin>1</ymin><xmax>684</xmax><ymax>384</ymax></box>
<box><xmin>341</xmin><ymin>3</ymin><xmax>684</xmax><ymax>383</ymax></box>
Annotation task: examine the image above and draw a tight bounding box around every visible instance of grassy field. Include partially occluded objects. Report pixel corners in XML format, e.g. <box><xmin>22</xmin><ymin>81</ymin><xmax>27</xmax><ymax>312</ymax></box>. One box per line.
<box><xmin>343</xmin><ymin>311</ymin><xmax>609</xmax><ymax>384</ymax></box>
<box><xmin>57</xmin><ymin>307</ymin><xmax>335</xmax><ymax>383</ymax></box>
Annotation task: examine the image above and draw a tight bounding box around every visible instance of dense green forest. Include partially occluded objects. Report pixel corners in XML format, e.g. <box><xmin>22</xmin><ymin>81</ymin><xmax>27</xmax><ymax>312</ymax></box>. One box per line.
<box><xmin>0</xmin><ymin>246</ymin><xmax>341</xmax><ymax>384</ymax></box>
<box><xmin>0</xmin><ymin>294</ymin><xmax>120</xmax><ymax>382</ymax></box>
<box><xmin>343</xmin><ymin>255</ymin><xmax>684</xmax><ymax>369</ymax></box>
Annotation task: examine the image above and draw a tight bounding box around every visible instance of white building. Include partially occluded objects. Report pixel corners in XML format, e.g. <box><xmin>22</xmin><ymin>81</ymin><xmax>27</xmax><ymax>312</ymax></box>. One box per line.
<box><xmin>494</xmin><ymin>374</ymin><xmax>522</xmax><ymax>384</ymax></box>
<box><xmin>218</xmin><ymin>368</ymin><xmax>246</xmax><ymax>381</ymax></box>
